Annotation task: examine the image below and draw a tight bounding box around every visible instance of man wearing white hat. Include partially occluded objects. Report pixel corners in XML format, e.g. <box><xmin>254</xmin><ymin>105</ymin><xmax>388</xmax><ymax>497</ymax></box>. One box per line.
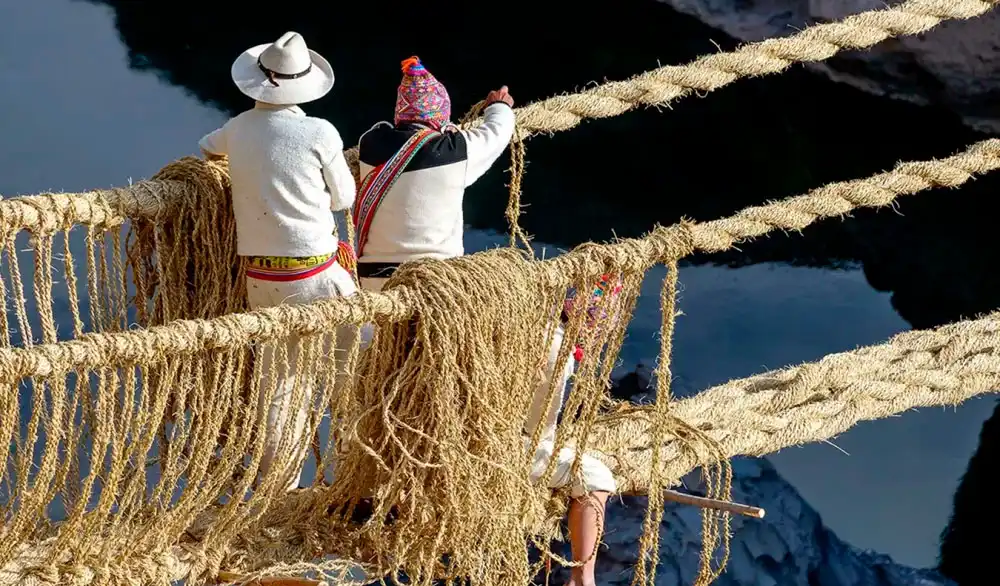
<box><xmin>199</xmin><ymin>32</ymin><xmax>358</xmax><ymax>491</ymax></box>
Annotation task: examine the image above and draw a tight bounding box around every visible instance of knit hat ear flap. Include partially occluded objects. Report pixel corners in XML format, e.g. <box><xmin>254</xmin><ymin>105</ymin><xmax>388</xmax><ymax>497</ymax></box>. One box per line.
<box><xmin>394</xmin><ymin>56</ymin><xmax>452</xmax><ymax>128</ymax></box>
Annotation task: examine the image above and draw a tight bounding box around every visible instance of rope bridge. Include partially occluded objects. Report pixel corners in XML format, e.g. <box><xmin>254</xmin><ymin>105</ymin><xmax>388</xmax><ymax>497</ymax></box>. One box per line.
<box><xmin>0</xmin><ymin>1</ymin><xmax>997</xmax><ymax>585</ymax></box>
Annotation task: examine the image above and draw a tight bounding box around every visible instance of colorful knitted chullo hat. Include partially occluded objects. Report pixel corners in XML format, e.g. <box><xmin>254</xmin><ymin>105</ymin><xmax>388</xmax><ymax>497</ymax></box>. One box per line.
<box><xmin>562</xmin><ymin>274</ymin><xmax>625</xmax><ymax>362</ymax></box>
<box><xmin>394</xmin><ymin>56</ymin><xmax>452</xmax><ymax>130</ymax></box>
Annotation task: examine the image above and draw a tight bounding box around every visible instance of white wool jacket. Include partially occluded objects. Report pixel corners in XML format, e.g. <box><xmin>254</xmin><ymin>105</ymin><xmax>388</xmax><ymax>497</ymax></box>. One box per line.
<box><xmin>356</xmin><ymin>102</ymin><xmax>516</xmax><ymax>264</ymax></box>
<box><xmin>199</xmin><ymin>102</ymin><xmax>356</xmax><ymax>257</ymax></box>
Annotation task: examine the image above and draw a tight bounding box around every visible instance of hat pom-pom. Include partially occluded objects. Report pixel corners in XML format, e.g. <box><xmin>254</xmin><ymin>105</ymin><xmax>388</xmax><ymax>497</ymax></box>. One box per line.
<box><xmin>401</xmin><ymin>55</ymin><xmax>427</xmax><ymax>75</ymax></box>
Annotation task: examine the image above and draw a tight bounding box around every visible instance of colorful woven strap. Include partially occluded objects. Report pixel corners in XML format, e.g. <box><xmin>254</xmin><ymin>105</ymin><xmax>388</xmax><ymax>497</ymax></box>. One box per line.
<box><xmin>336</xmin><ymin>241</ymin><xmax>358</xmax><ymax>277</ymax></box>
<box><xmin>353</xmin><ymin>129</ymin><xmax>436</xmax><ymax>258</ymax></box>
<box><xmin>246</xmin><ymin>253</ymin><xmax>337</xmax><ymax>282</ymax></box>
<box><xmin>247</xmin><ymin>252</ymin><xmax>334</xmax><ymax>271</ymax></box>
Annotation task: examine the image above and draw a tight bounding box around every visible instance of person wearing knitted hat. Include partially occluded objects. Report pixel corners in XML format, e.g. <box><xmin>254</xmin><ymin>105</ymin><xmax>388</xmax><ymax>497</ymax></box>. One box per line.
<box><xmin>198</xmin><ymin>32</ymin><xmax>359</xmax><ymax>492</ymax></box>
<box><xmin>352</xmin><ymin>56</ymin><xmax>516</xmax><ymax>291</ymax></box>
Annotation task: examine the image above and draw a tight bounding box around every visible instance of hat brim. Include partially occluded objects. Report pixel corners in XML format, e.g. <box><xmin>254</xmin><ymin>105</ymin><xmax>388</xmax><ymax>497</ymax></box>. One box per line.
<box><xmin>231</xmin><ymin>43</ymin><xmax>335</xmax><ymax>105</ymax></box>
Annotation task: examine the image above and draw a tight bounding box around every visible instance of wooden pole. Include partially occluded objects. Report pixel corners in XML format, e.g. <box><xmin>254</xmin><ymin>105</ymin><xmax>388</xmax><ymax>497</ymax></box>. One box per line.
<box><xmin>214</xmin><ymin>493</ymin><xmax>760</xmax><ymax>586</ymax></box>
<box><xmin>663</xmin><ymin>489</ymin><xmax>765</xmax><ymax>519</ymax></box>
<box><xmin>216</xmin><ymin>570</ymin><xmax>328</xmax><ymax>586</ymax></box>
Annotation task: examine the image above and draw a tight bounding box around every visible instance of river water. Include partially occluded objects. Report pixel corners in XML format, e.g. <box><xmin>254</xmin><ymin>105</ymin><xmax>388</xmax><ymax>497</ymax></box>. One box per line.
<box><xmin>0</xmin><ymin>0</ymin><xmax>995</xmax><ymax>572</ymax></box>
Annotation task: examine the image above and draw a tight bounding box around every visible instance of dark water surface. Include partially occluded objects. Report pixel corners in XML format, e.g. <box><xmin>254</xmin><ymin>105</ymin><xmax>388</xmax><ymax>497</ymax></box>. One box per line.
<box><xmin>1</xmin><ymin>0</ymin><xmax>998</xmax><ymax>571</ymax></box>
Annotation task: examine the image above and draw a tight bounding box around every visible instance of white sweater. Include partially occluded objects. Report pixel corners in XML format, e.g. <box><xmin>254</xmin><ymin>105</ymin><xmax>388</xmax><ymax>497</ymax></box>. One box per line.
<box><xmin>356</xmin><ymin>103</ymin><xmax>516</xmax><ymax>264</ymax></box>
<box><xmin>199</xmin><ymin>102</ymin><xmax>356</xmax><ymax>257</ymax></box>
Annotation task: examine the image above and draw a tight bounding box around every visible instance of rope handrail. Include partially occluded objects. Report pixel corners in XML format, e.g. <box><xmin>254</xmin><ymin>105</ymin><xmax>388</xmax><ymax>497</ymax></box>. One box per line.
<box><xmin>0</xmin><ymin>138</ymin><xmax>996</xmax><ymax>382</ymax></box>
<box><xmin>3</xmin><ymin>0</ymin><xmax>994</xmax><ymax>228</ymax></box>
<box><xmin>344</xmin><ymin>0</ymin><xmax>1000</xmax><ymax>154</ymax></box>
<box><xmin>630</xmin><ymin>308</ymin><xmax>1000</xmax><ymax>483</ymax></box>
<box><xmin>541</xmin><ymin>138</ymin><xmax>1000</xmax><ymax>275</ymax></box>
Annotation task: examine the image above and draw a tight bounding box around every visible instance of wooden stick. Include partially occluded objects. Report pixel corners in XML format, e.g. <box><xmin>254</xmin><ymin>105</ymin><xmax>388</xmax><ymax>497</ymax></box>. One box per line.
<box><xmin>216</xmin><ymin>570</ymin><xmax>327</xmax><ymax>586</ymax></box>
<box><xmin>215</xmin><ymin>493</ymin><xmax>760</xmax><ymax>586</ymax></box>
<box><xmin>663</xmin><ymin>489</ymin><xmax>765</xmax><ymax>519</ymax></box>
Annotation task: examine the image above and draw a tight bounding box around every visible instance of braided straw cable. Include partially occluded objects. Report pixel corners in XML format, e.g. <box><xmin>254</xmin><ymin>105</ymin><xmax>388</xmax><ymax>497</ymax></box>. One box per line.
<box><xmin>538</xmin><ymin>138</ymin><xmax>1000</xmax><ymax>278</ymax></box>
<box><xmin>687</xmin><ymin>138</ymin><xmax>1000</xmax><ymax>252</ymax></box>
<box><xmin>340</xmin><ymin>0</ymin><xmax>1000</xmax><ymax>171</ymax></box>
<box><xmin>0</xmin><ymin>139</ymin><xmax>997</xmax><ymax>383</ymax></box>
<box><xmin>589</xmin><ymin>309</ymin><xmax>1000</xmax><ymax>493</ymax></box>
<box><xmin>659</xmin><ymin>309</ymin><xmax>1000</xmax><ymax>481</ymax></box>
<box><xmin>5</xmin><ymin>132</ymin><xmax>996</xmax><ymax>312</ymax></box>
<box><xmin>509</xmin><ymin>0</ymin><xmax>1000</xmax><ymax>136</ymax></box>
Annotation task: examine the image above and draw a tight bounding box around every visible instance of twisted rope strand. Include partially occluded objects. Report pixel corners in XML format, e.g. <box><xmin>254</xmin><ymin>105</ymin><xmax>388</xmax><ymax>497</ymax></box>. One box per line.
<box><xmin>592</xmin><ymin>310</ymin><xmax>1000</xmax><ymax>494</ymax></box>
<box><xmin>510</xmin><ymin>0</ymin><xmax>999</xmax><ymax>135</ymax></box>
<box><xmin>688</xmin><ymin>138</ymin><xmax>1000</xmax><ymax>253</ymax></box>
<box><xmin>0</xmin><ymin>139</ymin><xmax>997</xmax><ymax>384</ymax></box>
<box><xmin>337</xmin><ymin>0</ymin><xmax>999</xmax><ymax>167</ymax></box>
<box><xmin>659</xmin><ymin>310</ymin><xmax>1000</xmax><ymax>480</ymax></box>
<box><xmin>540</xmin><ymin>138</ymin><xmax>1000</xmax><ymax>277</ymax></box>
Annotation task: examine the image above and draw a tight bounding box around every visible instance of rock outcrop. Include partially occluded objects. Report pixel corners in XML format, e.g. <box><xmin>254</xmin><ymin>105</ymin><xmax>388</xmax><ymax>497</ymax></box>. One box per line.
<box><xmin>593</xmin><ymin>458</ymin><xmax>954</xmax><ymax>586</ymax></box>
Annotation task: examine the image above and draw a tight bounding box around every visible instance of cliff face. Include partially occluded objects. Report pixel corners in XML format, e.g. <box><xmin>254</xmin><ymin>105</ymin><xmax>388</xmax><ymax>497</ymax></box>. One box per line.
<box><xmin>937</xmin><ymin>400</ymin><xmax>1000</xmax><ymax>585</ymax></box>
<box><xmin>657</xmin><ymin>0</ymin><xmax>1000</xmax><ymax>133</ymax></box>
<box><xmin>594</xmin><ymin>458</ymin><xmax>954</xmax><ymax>586</ymax></box>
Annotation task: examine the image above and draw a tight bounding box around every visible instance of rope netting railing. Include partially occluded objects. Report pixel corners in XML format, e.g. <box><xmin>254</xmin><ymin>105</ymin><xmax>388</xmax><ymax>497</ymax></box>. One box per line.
<box><xmin>1</xmin><ymin>136</ymin><xmax>997</xmax><ymax>586</ymax></box>
<box><xmin>0</xmin><ymin>1</ymin><xmax>997</xmax><ymax>585</ymax></box>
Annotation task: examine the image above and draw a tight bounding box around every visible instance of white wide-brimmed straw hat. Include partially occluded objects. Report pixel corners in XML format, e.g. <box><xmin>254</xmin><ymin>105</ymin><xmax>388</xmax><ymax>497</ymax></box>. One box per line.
<box><xmin>230</xmin><ymin>31</ymin><xmax>334</xmax><ymax>105</ymax></box>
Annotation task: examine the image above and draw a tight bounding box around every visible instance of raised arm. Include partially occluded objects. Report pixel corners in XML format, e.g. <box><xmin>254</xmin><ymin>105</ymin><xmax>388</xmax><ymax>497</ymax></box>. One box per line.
<box><xmin>198</xmin><ymin>126</ymin><xmax>228</xmax><ymax>160</ymax></box>
<box><xmin>318</xmin><ymin>122</ymin><xmax>356</xmax><ymax>212</ymax></box>
<box><xmin>461</xmin><ymin>87</ymin><xmax>516</xmax><ymax>187</ymax></box>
